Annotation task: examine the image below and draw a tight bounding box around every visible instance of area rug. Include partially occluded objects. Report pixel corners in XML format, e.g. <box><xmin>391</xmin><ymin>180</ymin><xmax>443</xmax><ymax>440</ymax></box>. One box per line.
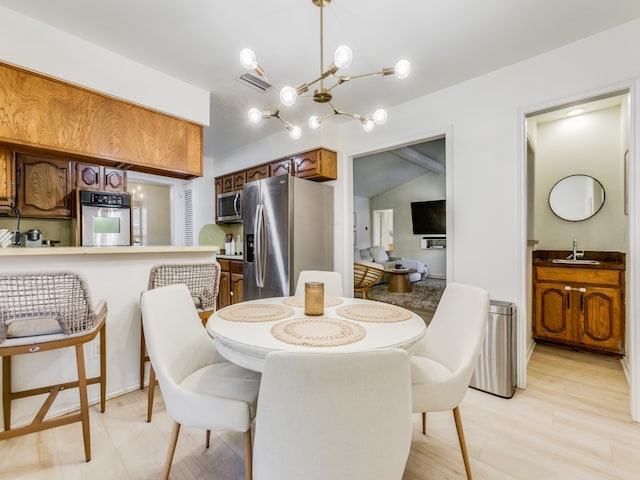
<box><xmin>366</xmin><ymin>278</ymin><xmax>446</xmax><ymax>316</ymax></box>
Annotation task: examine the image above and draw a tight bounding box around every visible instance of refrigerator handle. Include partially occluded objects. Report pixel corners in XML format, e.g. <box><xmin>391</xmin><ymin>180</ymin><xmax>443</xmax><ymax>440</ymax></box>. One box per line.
<box><xmin>254</xmin><ymin>203</ymin><xmax>265</xmax><ymax>288</ymax></box>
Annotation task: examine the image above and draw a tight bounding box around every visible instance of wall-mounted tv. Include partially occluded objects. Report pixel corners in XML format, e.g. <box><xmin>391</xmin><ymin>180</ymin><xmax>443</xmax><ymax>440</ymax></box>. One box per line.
<box><xmin>411</xmin><ymin>200</ymin><xmax>446</xmax><ymax>235</ymax></box>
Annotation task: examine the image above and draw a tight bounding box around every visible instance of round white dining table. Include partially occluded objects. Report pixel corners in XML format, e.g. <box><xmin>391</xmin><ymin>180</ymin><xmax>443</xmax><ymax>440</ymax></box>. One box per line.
<box><xmin>206</xmin><ymin>296</ymin><xmax>426</xmax><ymax>372</ymax></box>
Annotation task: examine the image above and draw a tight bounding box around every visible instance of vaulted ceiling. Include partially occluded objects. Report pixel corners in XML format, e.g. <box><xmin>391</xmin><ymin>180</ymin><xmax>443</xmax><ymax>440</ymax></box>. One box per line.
<box><xmin>1</xmin><ymin>0</ymin><xmax>640</xmax><ymax>159</ymax></box>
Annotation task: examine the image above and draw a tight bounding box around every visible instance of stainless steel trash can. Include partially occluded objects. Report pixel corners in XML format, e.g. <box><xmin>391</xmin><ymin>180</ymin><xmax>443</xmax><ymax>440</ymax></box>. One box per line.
<box><xmin>469</xmin><ymin>300</ymin><xmax>516</xmax><ymax>398</ymax></box>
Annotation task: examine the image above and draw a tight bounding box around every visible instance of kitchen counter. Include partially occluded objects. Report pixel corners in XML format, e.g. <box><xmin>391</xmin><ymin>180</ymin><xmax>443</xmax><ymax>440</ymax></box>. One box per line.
<box><xmin>0</xmin><ymin>245</ymin><xmax>220</xmax><ymax>256</ymax></box>
<box><xmin>216</xmin><ymin>253</ymin><xmax>243</xmax><ymax>260</ymax></box>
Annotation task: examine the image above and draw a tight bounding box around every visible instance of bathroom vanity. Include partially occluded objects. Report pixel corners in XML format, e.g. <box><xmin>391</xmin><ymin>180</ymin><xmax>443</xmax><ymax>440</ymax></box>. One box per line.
<box><xmin>532</xmin><ymin>250</ymin><xmax>625</xmax><ymax>356</ymax></box>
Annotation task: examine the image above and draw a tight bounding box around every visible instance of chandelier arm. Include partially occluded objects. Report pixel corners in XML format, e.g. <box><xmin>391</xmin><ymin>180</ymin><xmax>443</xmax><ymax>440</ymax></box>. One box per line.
<box><xmin>329</xmin><ymin>103</ymin><xmax>362</xmax><ymax>120</ymax></box>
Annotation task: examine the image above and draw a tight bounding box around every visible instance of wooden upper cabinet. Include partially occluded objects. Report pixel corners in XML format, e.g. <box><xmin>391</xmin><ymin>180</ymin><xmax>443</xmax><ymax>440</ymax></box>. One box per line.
<box><xmin>76</xmin><ymin>163</ymin><xmax>102</xmax><ymax>191</ymax></box>
<box><xmin>17</xmin><ymin>154</ymin><xmax>73</xmax><ymax>218</ymax></box>
<box><xmin>233</xmin><ymin>171</ymin><xmax>246</xmax><ymax>191</ymax></box>
<box><xmin>222</xmin><ymin>175</ymin><xmax>235</xmax><ymax>193</ymax></box>
<box><xmin>104</xmin><ymin>168</ymin><xmax>126</xmax><ymax>193</ymax></box>
<box><xmin>76</xmin><ymin>163</ymin><xmax>126</xmax><ymax>193</ymax></box>
<box><xmin>0</xmin><ymin>62</ymin><xmax>202</xmax><ymax>179</ymax></box>
<box><xmin>292</xmin><ymin>148</ymin><xmax>337</xmax><ymax>181</ymax></box>
<box><xmin>245</xmin><ymin>164</ymin><xmax>269</xmax><ymax>184</ymax></box>
<box><xmin>0</xmin><ymin>148</ymin><xmax>14</xmax><ymax>204</ymax></box>
<box><xmin>270</xmin><ymin>158</ymin><xmax>291</xmax><ymax>177</ymax></box>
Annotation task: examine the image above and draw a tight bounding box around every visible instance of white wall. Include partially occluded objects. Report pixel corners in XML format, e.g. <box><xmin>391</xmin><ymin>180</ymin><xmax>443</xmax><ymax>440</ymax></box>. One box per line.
<box><xmin>353</xmin><ymin>196</ymin><xmax>370</xmax><ymax>249</ymax></box>
<box><xmin>0</xmin><ymin>6</ymin><xmax>209</xmax><ymax>125</ymax></box>
<box><xmin>533</xmin><ymin>106</ymin><xmax>626</xmax><ymax>251</ymax></box>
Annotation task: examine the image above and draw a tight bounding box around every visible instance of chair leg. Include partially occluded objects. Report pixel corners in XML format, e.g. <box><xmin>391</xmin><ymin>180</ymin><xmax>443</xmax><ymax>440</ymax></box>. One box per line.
<box><xmin>75</xmin><ymin>343</ymin><xmax>91</xmax><ymax>462</ymax></box>
<box><xmin>2</xmin><ymin>356</ymin><xmax>11</xmax><ymax>431</ymax></box>
<box><xmin>163</xmin><ymin>421</ymin><xmax>181</xmax><ymax>480</ymax></box>
<box><xmin>99</xmin><ymin>322</ymin><xmax>107</xmax><ymax>413</ymax></box>
<box><xmin>452</xmin><ymin>406</ymin><xmax>472</xmax><ymax>480</ymax></box>
<box><xmin>206</xmin><ymin>429</ymin><xmax>211</xmax><ymax>448</ymax></box>
<box><xmin>140</xmin><ymin>323</ymin><xmax>146</xmax><ymax>390</ymax></box>
<box><xmin>147</xmin><ymin>365</ymin><xmax>156</xmax><ymax>422</ymax></box>
<box><xmin>421</xmin><ymin>412</ymin><xmax>427</xmax><ymax>434</ymax></box>
<box><xmin>243</xmin><ymin>429</ymin><xmax>253</xmax><ymax>480</ymax></box>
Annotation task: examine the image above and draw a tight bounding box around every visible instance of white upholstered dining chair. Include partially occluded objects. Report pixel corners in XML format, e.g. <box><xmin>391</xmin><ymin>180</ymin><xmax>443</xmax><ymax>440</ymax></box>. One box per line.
<box><xmin>410</xmin><ymin>282</ymin><xmax>489</xmax><ymax>480</ymax></box>
<box><xmin>140</xmin><ymin>262</ymin><xmax>221</xmax><ymax>422</ymax></box>
<box><xmin>253</xmin><ymin>349</ymin><xmax>412</xmax><ymax>480</ymax></box>
<box><xmin>293</xmin><ymin>270</ymin><xmax>343</xmax><ymax>297</ymax></box>
<box><xmin>140</xmin><ymin>283</ymin><xmax>260</xmax><ymax>480</ymax></box>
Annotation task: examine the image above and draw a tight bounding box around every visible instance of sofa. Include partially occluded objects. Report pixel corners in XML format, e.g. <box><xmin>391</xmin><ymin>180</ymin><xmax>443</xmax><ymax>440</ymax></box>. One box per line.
<box><xmin>355</xmin><ymin>246</ymin><xmax>428</xmax><ymax>283</ymax></box>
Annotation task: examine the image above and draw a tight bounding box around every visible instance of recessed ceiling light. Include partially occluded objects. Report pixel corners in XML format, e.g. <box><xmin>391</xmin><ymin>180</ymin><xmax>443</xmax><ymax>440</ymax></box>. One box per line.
<box><xmin>567</xmin><ymin>108</ymin><xmax>585</xmax><ymax>117</ymax></box>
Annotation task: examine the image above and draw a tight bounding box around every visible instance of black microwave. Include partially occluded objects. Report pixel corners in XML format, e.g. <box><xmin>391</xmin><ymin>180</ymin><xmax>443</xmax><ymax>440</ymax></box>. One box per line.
<box><xmin>217</xmin><ymin>190</ymin><xmax>242</xmax><ymax>223</ymax></box>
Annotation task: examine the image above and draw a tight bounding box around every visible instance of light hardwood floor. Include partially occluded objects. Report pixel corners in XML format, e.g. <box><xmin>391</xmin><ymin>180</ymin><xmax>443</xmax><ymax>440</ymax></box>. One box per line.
<box><xmin>1</xmin><ymin>344</ymin><xmax>639</xmax><ymax>479</ymax></box>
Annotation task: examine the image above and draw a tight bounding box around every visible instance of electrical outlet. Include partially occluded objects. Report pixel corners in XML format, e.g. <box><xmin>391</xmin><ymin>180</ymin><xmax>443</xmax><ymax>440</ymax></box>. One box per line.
<box><xmin>93</xmin><ymin>340</ymin><xmax>100</xmax><ymax>359</ymax></box>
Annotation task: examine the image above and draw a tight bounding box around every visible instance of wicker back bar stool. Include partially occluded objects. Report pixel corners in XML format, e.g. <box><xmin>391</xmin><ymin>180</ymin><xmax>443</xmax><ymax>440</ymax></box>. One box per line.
<box><xmin>140</xmin><ymin>262</ymin><xmax>221</xmax><ymax>422</ymax></box>
<box><xmin>0</xmin><ymin>272</ymin><xmax>107</xmax><ymax>462</ymax></box>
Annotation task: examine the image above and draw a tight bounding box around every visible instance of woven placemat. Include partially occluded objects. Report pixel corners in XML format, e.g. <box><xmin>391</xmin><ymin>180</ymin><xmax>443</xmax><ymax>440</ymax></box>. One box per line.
<box><xmin>336</xmin><ymin>303</ymin><xmax>412</xmax><ymax>323</ymax></box>
<box><xmin>217</xmin><ymin>303</ymin><xmax>295</xmax><ymax>322</ymax></box>
<box><xmin>281</xmin><ymin>296</ymin><xmax>343</xmax><ymax>308</ymax></box>
<box><xmin>271</xmin><ymin>317</ymin><xmax>366</xmax><ymax>347</ymax></box>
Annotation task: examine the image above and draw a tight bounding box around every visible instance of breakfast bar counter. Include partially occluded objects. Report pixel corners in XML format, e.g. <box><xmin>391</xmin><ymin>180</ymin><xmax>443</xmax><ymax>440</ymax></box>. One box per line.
<box><xmin>0</xmin><ymin>245</ymin><xmax>220</xmax><ymax>429</ymax></box>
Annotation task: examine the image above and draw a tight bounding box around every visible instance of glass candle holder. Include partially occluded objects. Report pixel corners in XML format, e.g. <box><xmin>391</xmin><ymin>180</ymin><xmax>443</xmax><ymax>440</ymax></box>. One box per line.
<box><xmin>304</xmin><ymin>282</ymin><xmax>324</xmax><ymax>316</ymax></box>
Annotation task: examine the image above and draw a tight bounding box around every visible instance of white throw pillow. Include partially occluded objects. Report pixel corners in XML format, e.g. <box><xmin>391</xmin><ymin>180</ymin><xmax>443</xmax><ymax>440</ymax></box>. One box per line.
<box><xmin>360</xmin><ymin>248</ymin><xmax>374</xmax><ymax>262</ymax></box>
<box><xmin>370</xmin><ymin>245</ymin><xmax>390</xmax><ymax>262</ymax></box>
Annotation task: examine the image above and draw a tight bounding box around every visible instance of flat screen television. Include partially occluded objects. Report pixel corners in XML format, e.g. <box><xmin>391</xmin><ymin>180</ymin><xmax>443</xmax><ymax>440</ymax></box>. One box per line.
<box><xmin>411</xmin><ymin>200</ymin><xmax>446</xmax><ymax>235</ymax></box>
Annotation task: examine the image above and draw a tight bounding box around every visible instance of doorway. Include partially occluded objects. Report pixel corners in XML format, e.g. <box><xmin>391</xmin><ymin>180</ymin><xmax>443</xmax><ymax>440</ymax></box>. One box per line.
<box><xmin>352</xmin><ymin>136</ymin><xmax>447</xmax><ymax>279</ymax></box>
<box><xmin>524</xmin><ymin>90</ymin><xmax>631</xmax><ymax>408</ymax></box>
<box><xmin>373</xmin><ymin>209</ymin><xmax>394</xmax><ymax>253</ymax></box>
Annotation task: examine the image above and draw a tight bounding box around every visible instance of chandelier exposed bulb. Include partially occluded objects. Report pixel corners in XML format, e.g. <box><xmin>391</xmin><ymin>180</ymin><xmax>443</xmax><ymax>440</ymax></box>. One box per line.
<box><xmin>394</xmin><ymin>59</ymin><xmax>411</xmax><ymax>79</ymax></box>
<box><xmin>373</xmin><ymin>109</ymin><xmax>388</xmax><ymax>125</ymax></box>
<box><xmin>288</xmin><ymin>124</ymin><xmax>302</xmax><ymax>139</ymax></box>
<box><xmin>309</xmin><ymin>115</ymin><xmax>322</xmax><ymax>129</ymax></box>
<box><xmin>334</xmin><ymin>45</ymin><xmax>353</xmax><ymax>69</ymax></box>
<box><xmin>280</xmin><ymin>86</ymin><xmax>298</xmax><ymax>107</ymax></box>
<box><xmin>239</xmin><ymin>48</ymin><xmax>257</xmax><ymax>70</ymax></box>
<box><xmin>248</xmin><ymin>108</ymin><xmax>263</xmax><ymax>124</ymax></box>
<box><xmin>361</xmin><ymin>117</ymin><xmax>375</xmax><ymax>132</ymax></box>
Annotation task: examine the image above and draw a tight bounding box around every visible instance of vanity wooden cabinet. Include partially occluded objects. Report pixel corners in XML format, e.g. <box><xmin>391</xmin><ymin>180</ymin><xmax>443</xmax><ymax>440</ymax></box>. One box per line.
<box><xmin>218</xmin><ymin>258</ymin><xmax>244</xmax><ymax>309</ymax></box>
<box><xmin>532</xmin><ymin>251</ymin><xmax>625</xmax><ymax>355</ymax></box>
<box><xmin>16</xmin><ymin>154</ymin><xmax>73</xmax><ymax>218</ymax></box>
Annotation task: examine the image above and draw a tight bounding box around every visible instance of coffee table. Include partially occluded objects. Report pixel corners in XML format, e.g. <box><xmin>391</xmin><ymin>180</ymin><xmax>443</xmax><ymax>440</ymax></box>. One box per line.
<box><xmin>386</xmin><ymin>268</ymin><xmax>417</xmax><ymax>293</ymax></box>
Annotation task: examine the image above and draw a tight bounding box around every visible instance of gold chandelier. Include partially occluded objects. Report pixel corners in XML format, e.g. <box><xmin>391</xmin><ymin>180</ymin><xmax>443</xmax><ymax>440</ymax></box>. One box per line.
<box><xmin>239</xmin><ymin>0</ymin><xmax>411</xmax><ymax>139</ymax></box>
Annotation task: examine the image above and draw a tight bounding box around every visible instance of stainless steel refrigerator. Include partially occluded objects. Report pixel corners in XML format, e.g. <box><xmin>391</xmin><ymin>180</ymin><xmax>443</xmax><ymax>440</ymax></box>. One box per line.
<box><xmin>243</xmin><ymin>175</ymin><xmax>333</xmax><ymax>300</ymax></box>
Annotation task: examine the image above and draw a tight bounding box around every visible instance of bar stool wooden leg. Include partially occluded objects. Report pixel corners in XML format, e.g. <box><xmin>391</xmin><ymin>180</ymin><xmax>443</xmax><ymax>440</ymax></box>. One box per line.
<box><xmin>99</xmin><ymin>323</ymin><xmax>107</xmax><ymax>413</ymax></box>
<box><xmin>453</xmin><ymin>407</ymin><xmax>472</xmax><ymax>480</ymax></box>
<box><xmin>2</xmin><ymin>356</ymin><xmax>11</xmax><ymax>431</ymax></box>
<box><xmin>75</xmin><ymin>343</ymin><xmax>91</xmax><ymax>462</ymax></box>
<box><xmin>147</xmin><ymin>365</ymin><xmax>156</xmax><ymax>422</ymax></box>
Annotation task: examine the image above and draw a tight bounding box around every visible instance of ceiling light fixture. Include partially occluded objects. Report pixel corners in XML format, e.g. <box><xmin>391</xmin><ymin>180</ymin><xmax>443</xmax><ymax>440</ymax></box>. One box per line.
<box><xmin>240</xmin><ymin>0</ymin><xmax>411</xmax><ymax>139</ymax></box>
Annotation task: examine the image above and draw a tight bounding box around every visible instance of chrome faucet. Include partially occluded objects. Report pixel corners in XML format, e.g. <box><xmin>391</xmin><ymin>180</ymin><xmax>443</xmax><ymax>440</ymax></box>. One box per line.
<box><xmin>568</xmin><ymin>238</ymin><xmax>584</xmax><ymax>260</ymax></box>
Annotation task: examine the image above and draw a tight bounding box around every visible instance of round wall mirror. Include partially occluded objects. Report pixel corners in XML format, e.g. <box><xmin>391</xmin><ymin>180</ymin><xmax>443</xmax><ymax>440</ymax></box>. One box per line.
<box><xmin>548</xmin><ymin>174</ymin><xmax>605</xmax><ymax>221</ymax></box>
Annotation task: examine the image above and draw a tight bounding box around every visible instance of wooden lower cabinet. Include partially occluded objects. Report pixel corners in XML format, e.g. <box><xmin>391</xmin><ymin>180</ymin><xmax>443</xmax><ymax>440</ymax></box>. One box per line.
<box><xmin>533</xmin><ymin>264</ymin><xmax>624</xmax><ymax>355</ymax></box>
<box><xmin>218</xmin><ymin>259</ymin><xmax>244</xmax><ymax>309</ymax></box>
